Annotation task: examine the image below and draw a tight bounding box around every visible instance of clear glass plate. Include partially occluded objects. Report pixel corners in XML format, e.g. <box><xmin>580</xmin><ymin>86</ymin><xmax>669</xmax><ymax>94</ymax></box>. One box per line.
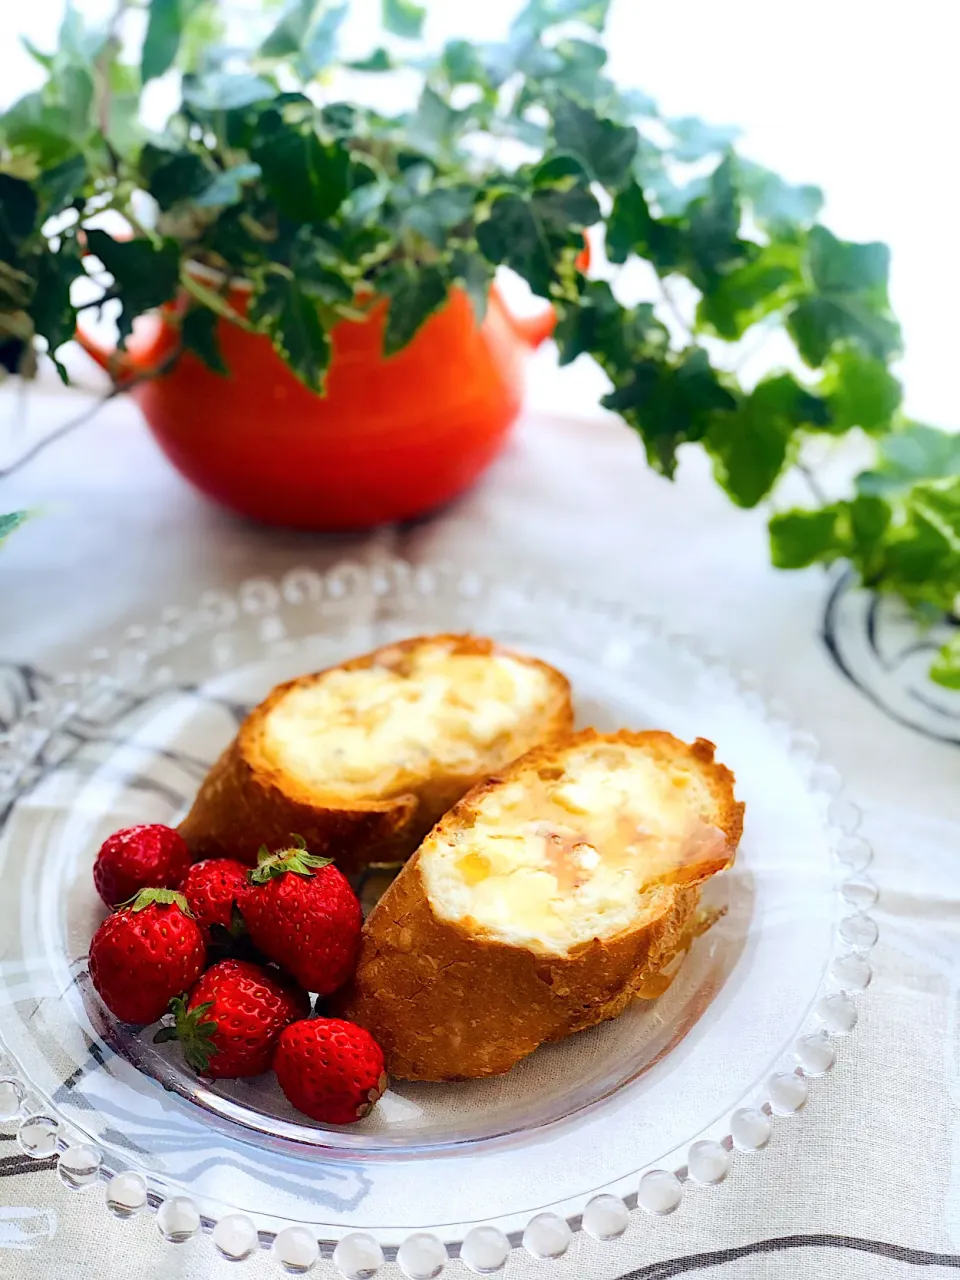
<box><xmin>0</xmin><ymin>561</ymin><xmax>873</xmax><ymax>1262</ymax></box>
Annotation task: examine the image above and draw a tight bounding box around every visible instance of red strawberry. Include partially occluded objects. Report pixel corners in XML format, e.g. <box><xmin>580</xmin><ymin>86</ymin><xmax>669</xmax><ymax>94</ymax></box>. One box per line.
<box><xmin>93</xmin><ymin>824</ymin><xmax>192</xmax><ymax>908</ymax></box>
<box><xmin>89</xmin><ymin>888</ymin><xmax>206</xmax><ymax>1024</ymax></box>
<box><xmin>154</xmin><ymin>959</ymin><xmax>309</xmax><ymax>1079</ymax></box>
<box><xmin>180</xmin><ymin>858</ymin><xmax>250</xmax><ymax>937</ymax></box>
<box><xmin>243</xmin><ymin>837</ymin><xmax>361</xmax><ymax>996</ymax></box>
<box><xmin>274</xmin><ymin>1018</ymin><xmax>387</xmax><ymax>1124</ymax></box>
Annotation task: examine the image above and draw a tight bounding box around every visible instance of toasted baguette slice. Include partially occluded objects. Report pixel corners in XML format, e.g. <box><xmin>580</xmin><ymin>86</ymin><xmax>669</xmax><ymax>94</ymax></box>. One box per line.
<box><xmin>178</xmin><ymin>634</ymin><xmax>572</xmax><ymax>874</ymax></box>
<box><xmin>335</xmin><ymin>729</ymin><xmax>744</xmax><ymax>1080</ymax></box>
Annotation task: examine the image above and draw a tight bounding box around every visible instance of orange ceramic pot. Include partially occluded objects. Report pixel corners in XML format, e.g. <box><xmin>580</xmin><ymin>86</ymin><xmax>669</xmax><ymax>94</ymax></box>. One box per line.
<box><xmin>77</xmin><ymin>281</ymin><xmax>554</xmax><ymax>530</ymax></box>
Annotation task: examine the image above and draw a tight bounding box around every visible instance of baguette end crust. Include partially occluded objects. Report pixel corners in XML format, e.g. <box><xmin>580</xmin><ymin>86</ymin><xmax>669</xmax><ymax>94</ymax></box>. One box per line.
<box><xmin>336</xmin><ymin>729</ymin><xmax>743</xmax><ymax>1080</ymax></box>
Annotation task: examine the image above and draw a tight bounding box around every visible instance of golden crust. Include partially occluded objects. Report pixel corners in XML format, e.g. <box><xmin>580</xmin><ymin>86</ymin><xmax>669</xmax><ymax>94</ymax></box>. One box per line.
<box><xmin>178</xmin><ymin>634</ymin><xmax>573</xmax><ymax>874</ymax></box>
<box><xmin>335</xmin><ymin>729</ymin><xmax>743</xmax><ymax>1080</ymax></box>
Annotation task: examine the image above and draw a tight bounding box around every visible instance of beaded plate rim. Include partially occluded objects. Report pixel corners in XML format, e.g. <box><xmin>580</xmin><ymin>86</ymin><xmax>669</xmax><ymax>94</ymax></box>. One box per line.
<box><xmin>0</xmin><ymin>558</ymin><xmax>877</xmax><ymax>1278</ymax></box>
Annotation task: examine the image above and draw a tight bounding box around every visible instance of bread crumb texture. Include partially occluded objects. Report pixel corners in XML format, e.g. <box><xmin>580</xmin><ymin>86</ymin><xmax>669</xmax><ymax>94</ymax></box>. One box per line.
<box><xmin>422</xmin><ymin>730</ymin><xmax>742</xmax><ymax>954</ymax></box>
<box><xmin>261</xmin><ymin>638</ymin><xmax>560</xmax><ymax>800</ymax></box>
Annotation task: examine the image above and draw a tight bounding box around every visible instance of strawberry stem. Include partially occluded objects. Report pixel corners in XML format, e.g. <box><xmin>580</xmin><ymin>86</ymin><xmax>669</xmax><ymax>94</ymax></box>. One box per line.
<box><xmin>248</xmin><ymin>834</ymin><xmax>334</xmax><ymax>885</ymax></box>
<box><xmin>121</xmin><ymin>887</ymin><xmax>194</xmax><ymax>916</ymax></box>
<box><xmin>153</xmin><ymin>996</ymin><xmax>218</xmax><ymax>1073</ymax></box>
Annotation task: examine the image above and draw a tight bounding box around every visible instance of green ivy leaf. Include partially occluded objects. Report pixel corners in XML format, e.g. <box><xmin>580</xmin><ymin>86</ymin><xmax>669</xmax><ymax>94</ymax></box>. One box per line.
<box><xmin>103</xmin><ymin>61</ymin><xmax>144</xmax><ymax>160</ymax></box>
<box><xmin>142</xmin><ymin>0</ymin><xmax>182</xmax><ymax>83</ymax></box>
<box><xmin>402</xmin><ymin>184</ymin><xmax>475</xmax><ymax>247</ymax></box>
<box><xmin>249</xmin><ymin>270</ymin><xmax>330</xmax><ymax>392</ymax></box>
<box><xmin>0</xmin><ymin>262</ymin><xmax>34</xmax><ymax>312</ymax></box>
<box><xmin>808</xmin><ymin>225</ymin><xmax>890</xmax><ymax>295</ymax></box>
<box><xmin>141</xmin><ymin>144</ymin><xmax>212</xmax><ymax>210</ymax></box>
<box><xmin>513</xmin><ymin>36</ymin><xmax>610</xmax><ymax>106</ymax></box>
<box><xmin>475</xmin><ymin>42</ymin><xmax>518</xmax><ymax>89</ymax></box>
<box><xmin>181</xmin><ymin>305</ymin><xmax>227</xmax><ymax>374</ymax></box>
<box><xmin>193</xmin><ymin>162</ymin><xmax>261</xmax><ymax>208</ymax></box>
<box><xmin>57</xmin><ymin>2</ymin><xmax>108</xmax><ymax>65</ymax></box>
<box><xmin>858</xmin><ymin>424</ymin><xmax>960</xmax><ymax>498</ymax></box>
<box><xmin>406</xmin><ymin>86</ymin><xmax>462</xmax><ymax>157</ymax></box>
<box><xmin>549</xmin><ymin>38</ymin><xmax>607</xmax><ymax>95</ymax></box>
<box><xmin>618</xmin><ymin>87</ymin><xmax>658</xmax><ymax>118</ymax></box>
<box><xmin>512</xmin><ymin>37</ymin><xmax>601</xmax><ymax>97</ymax></box>
<box><xmin>0</xmin><ymin>93</ymin><xmax>77</xmax><ymax>168</ymax></box>
<box><xmin>737</xmin><ymin>159</ymin><xmax>823</xmax><ymax>233</ymax></box>
<box><xmin>477</xmin><ymin>184</ymin><xmax>599</xmax><ymax>298</ymax></box>
<box><xmin>30</xmin><ymin>249</ymin><xmax>85</xmax><ymax>379</ymax></box>
<box><xmin>787</xmin><ymin>225</ymin><xmax>901</xmax><ymax>367</ymax></box>
<box><xmin>36</xmin><ymin>154</ymin><xmax>87</xmax><ymax>215</ymax></box>
<box><xmin>531</xmin><ymin>182</ymin><xmax>601</xmax><ymax>234</ymax></box>
<box><xmin>251</xmin><ymin>118</ymin><xmax>348</xmax><ymax>223</ymax></box>
<box><xmin>0</xmin><ymin>337</ymin><xmax>29</xmax><ymax>378</ymax></box>
<box><xmin>476</xmin><ymin>198</ymin><xmax>540</xmax><ymax>283</ymax></box>
<box><xmin>511</xmin><ymin>0</ymin><xmax>611</xmax><ymax>40</ymax></box>
<box><xmin>85</xmin><ymin>230</ymin><xmax>181</xmax><ymax>343</ymax></box>
<box><xmin>909</xmin><ymin>477</ymin><xmax>960</xmax><ymax>552</ymax></box>
<box><xmin>748</xmin><ymin>373</ymin><xmax>831</xmax><ymax>429</ymax></box>
<box><xmin>846</xmin><ymin>493</ymin><xmax>892</xmax><ymax>577</ymax></box>
<box><xmin>645</xmin><ymin>175</ymin><xmax>707</xmax><ymax>224</ymax></box>
<box><xmin>529</xmin><ymin>152</ymin><xmax>588</xmax><ymax>186</ymax></box>
<box><xmin>705</xmin><ymin>374</ymin><xmax>830</xmax><ymax>508</ymax></box>
<box><xmin>440</xmin><ymin>39</ymin><xmax>487</xmax><ymax>85</ymax></box>
<box><xmin>666</xmin><ymin>116</ymin><xmax>740</xmax><ymax>162</ymax></box>
<box><xmin>450</xmin><ymin>249</ymin><xmax>494</xmax><ymax>325</ymax></box>
<box><xmin>683</xmin><ymin>155</ymin><xmax>750</xmax><ymax>289</ymax></box>
<box><xmin>381</xmin><ymin>263</ymin><xmax>448</xmax><ymax>355</ymax></box>
<box><xmin>788</xmin><ymin>296</ymin><xmax>900</xmax><ymax>369</ymax></box>
<box><xmin>769</xmin><ymin>506</ymin><xmax>843</xmax><ymax>568</ymax></box>
<box><xmin>0</xmin><ymin>511</ymin><xmax>29</xmax><ymax>545</ymax></box>
<box><xmin>290</xmin><ymin>233</ymin><xmax>355</xmax><ymax>304</ymax></box>
<box><xmin>20</xmin><ymin>36</ymin><xmax>54</xmax><ymax>71</ymax></box>
<box><xmin>880</xmin><ymin>477</ymin><xmax>960</xmax><ymax>609</ymax></box>
<box><xmin>776</xmin><ymin>476</ymin><xmax>957</xmax><ymax>617</ymax></box>
<box><xmin>382</xmin><ymin>0</ymin><xmax>425</xmax><ymax>39</ymax></box>
<box><xmin>59</xmin><ymin>65</ymin><xmax>94</xmax><ymax>130</ymax></box>
<box><xmin>817</xmin><ymin>348</ymin><xmax>902</xmax><ymax>434</ymax></box>
<box><xmin>320</xmin><ymin>102</ymin><xmax>357</xmax><ymax>138</ymax></box>
<box><xmin>260</xmin><ymin>0</ymin><xmax>317</xmax><ymax>58</ymax></box>
<box><xmin>348</xmin><ymin>47</ymin><xmax>393</xmax><ymax>72</ymax></box>
<box><xmin>606</xmin><ymin>182</ymin><xmax>684</xmax><ymax>272</ymax></box>
<box><xmin>601</xmin><ymin>347</ymin><xmax>737</xmax><ymax>477</ymax></box>
<box><xmin>299</xmin><ymin>3</ymin><xmax>347</xmax><ymax>76</ymax></box>
<box><xmin>177</xmin><ymin>0</ymin><xmax>226</xmax><ymax>74</ymax></box>
<box><xmin>555</xmin><ymin>281</ymin><xmax>668</xmax><ymax>370</ymax></box>
<box><xmin>931</xmin><ymin>635</ymin><xmax>960</xmax><ymax>690</ymax></box>
<box><xmin>183</xmin><ymin>73</ymin><xmax>276</xmax><ymax>112</ymax></box>
<box><xmin>0</xmin><ymin>175</ymin><xmax>38</xmax><ymax>255</ymax></box>
<box><xmin>695</xmin><ymin>241</ymin><xmax>803</xmax><ymax>340</ymax></box>
<box><xmin>552</xmin><ymin>96</ymin><xmax>637</xmax><ymax>189</ymax></box>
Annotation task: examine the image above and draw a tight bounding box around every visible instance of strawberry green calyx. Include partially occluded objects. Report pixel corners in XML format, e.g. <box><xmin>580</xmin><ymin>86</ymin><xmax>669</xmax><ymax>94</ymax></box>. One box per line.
<box><xmin>153</xmin><ymin>997</ymin><xmax>219</xmax><ymax>1073</ymax></box>
<box><xmin>248</xmin><ymin>834</ymin><xmax>334</xmax><ymax>885</ymax></box>
<box><xmin>122</xmin><ymin>887</ymin><xmax>195</xmax><ymax>916</ymax></box>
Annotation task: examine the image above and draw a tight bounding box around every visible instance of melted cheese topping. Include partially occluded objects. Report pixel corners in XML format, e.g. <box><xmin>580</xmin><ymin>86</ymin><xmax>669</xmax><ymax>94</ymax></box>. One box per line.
<box><xmin>421</xmin><ymin>741</ymin><xmax>729</xmax><ymax>953</ymax></box>
<box><xmin>261</xmin><ymin>641</ymin><xmax>556</xmax><ymax>800</ymax></box>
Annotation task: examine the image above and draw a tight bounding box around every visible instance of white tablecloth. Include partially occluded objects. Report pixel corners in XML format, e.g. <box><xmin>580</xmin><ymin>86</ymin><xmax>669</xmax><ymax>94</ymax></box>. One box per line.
<box><xmin>1</xmin><ymin>373</ymin><xmax>959</xmax><ymax>1279</ymax></box>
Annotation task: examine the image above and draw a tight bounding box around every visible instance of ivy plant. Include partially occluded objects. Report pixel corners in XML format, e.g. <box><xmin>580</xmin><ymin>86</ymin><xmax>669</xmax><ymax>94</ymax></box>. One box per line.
<box><xmin>1</xmin><ymin>0</ymin><xmax>957</xmax><ymax>686</ymax></box>
<box><xmin>0</xmin><ymin>511</ymin><xmax>28</xmax><ymax>545</ymax></box>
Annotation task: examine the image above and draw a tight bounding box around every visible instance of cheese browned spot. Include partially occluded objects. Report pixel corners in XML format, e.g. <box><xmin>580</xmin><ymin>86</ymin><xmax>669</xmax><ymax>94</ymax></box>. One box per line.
<box><xmin>259</xmin><ymin>640</ymin><xmax>558</xmax><ymax>801</ymax></box>
<box><xmin>421</xmin><ymin>739</ymin><xmax>731</xmax><ymax>953</ymax></box>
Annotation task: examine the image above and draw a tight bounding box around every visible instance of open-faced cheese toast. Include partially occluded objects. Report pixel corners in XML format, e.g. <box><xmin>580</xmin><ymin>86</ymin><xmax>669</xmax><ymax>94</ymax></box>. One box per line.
<box><xmin>178</xmin><ymin>634</ymin><xmax>573</xmax><ymax>874</ymax></box>
<box><xmin>336</xmin><ymin>729</ymin><xmax>744</xmax><ymax>1080</ymax></box>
